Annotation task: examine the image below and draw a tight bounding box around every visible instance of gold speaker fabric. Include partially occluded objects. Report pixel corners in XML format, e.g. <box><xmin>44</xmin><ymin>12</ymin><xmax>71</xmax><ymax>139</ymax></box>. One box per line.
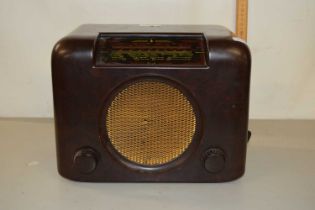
<box><xmin>106</xmin><ymin>79</ymin><xmax>196</xmax><ymax>166</ymax></box>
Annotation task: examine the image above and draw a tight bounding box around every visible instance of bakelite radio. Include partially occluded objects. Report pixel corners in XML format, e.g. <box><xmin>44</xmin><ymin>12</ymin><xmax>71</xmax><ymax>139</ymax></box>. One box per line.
<box><xmin>52</xmin><ymin>24</ymin><xmax>251</xmax><ymax>182</ymax></box>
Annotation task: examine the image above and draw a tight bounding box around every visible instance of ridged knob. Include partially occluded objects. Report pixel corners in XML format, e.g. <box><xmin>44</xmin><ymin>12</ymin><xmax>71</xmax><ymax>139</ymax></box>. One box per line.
<box><xmin>204</xmin><ymin>148</ymin><xmax>225</xmax><ymax>173</ymax></box>
<box><xmin>73</xmin><ymin>148</ymin><xmax>97</xmax><ymax>174</ymax></box>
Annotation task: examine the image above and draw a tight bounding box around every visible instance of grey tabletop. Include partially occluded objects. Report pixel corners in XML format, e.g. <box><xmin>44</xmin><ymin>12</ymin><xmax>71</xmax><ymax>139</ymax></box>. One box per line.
<box><xmin>0</xmin><ymin>119</ymin><xmax>314</xmax><ymax>210</ymax></box>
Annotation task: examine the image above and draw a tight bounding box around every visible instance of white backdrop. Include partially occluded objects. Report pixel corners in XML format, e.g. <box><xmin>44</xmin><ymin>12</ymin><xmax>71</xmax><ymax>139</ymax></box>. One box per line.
<box><xmin>0</xmin><ymin>0</ymin><xmax>314</xmax><ymax>119</ymax></box>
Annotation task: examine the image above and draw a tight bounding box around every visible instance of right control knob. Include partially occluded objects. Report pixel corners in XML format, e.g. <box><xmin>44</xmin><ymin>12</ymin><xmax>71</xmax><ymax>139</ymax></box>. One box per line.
<box><xmin>203</xmin><ymin>148</ymin><xmax>225</xmax><ymax>173</ymax></box>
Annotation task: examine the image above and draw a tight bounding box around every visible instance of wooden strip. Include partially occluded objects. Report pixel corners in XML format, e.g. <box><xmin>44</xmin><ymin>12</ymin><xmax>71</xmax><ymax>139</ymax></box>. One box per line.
<box><xmin>236</xmin><ymin>0</ymin><xmax>248</xmax><ymax>41</ymax></box>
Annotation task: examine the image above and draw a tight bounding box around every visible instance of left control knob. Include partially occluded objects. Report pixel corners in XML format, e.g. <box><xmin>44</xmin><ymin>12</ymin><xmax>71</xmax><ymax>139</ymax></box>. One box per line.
<box><xmin>73</xmin><ymin>148</ymin><xmax>98</xmax><ymax>174</ymax></box>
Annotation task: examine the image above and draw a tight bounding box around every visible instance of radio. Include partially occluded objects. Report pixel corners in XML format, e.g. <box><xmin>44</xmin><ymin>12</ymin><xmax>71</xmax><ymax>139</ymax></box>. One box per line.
<box><xmin>52</xmin><ymin>24</ymin><xmax>251</xmax><ymax>182</ymax></box>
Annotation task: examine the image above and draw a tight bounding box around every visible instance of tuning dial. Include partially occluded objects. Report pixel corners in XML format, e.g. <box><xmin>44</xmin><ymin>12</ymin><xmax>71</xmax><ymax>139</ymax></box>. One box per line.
<box><xmin>204</xmin><ymin>148</ymin><xmax>225</xmax><ymax>173</ymax></box>
<box><xmin>73</xmin><ymin>148</ymin><xmax>98</xmax><ymax>174</ymax></box>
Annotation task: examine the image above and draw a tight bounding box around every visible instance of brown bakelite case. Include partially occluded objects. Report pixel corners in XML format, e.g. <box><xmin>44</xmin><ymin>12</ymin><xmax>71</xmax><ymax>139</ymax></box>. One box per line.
<box><xmin>52</xmin><ymin>24</ymin><xmax>251</xmax><ymax>182</ymax></box>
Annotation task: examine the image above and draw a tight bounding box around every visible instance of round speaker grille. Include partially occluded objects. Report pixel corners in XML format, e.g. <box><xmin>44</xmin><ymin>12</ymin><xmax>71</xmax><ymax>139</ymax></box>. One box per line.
<box><xmin>105</xmin><ymin>79</ymin><xmax>196</xmax><ymax>166</ymax></box>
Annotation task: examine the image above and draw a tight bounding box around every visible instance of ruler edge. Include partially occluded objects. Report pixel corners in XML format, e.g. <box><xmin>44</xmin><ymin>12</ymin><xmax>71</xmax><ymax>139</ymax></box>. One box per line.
<box><xmin>236</xmin><ymin>0</ymin><xmax>248</xmax><ymax>41</ymax></box>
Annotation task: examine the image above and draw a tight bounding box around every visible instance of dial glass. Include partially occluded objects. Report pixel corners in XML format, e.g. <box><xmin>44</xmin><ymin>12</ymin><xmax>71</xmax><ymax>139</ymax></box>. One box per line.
<box><xmin>95</xmin><ymin>34</ymin><xmax>207</xmax><ymax>66</ymax></box>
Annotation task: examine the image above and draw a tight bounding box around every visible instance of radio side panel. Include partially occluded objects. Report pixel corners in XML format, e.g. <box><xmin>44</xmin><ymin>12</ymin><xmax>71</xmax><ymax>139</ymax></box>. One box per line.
<box><xmin>51</xmin><ymin>36</ymin><xmax>96</xmax><ymax>178</ymax></box>
<box><xmin>205</xmin><ymin>38</ymin><xmax>251</xmax><ymax>180</ymax></box>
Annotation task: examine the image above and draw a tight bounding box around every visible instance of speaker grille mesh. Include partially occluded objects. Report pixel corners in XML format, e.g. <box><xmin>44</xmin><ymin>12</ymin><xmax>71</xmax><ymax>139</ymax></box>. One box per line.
<box><xmin>106</xmin><ymin>79</ymin><xmax>196</xmax><ymax>166</ymax></box>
